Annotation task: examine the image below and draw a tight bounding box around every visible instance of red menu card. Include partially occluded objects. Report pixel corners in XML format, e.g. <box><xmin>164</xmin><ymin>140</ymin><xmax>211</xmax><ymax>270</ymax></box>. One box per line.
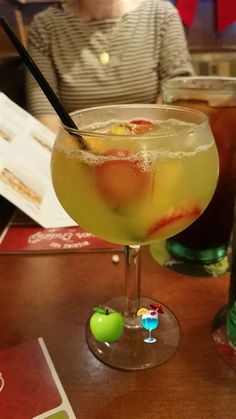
<box><xmin>0</xmin><ymin>223</ymin><xmax>122</xmax><ymax>254</ymax></box>
<box><xmin>0</xmin><ymin>210</ymin><xmax>122</xmax><ymax>254</ymax></box>
<box><xmin>0</xmin><ymin>338</ymin><xmax>76</xmax><ymax>419</ymax></box>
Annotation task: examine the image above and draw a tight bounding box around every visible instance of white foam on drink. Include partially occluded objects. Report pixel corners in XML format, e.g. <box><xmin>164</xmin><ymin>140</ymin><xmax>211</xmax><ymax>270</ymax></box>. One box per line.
<box><xmin>57</xmin><ymin>118</ymin><xmax>214</xmax><ymax>171</ymax></box>
<box><xmin>59</xmin><ymin>143</ymin><xmax>213</xmax><ymax>174</ymax></box>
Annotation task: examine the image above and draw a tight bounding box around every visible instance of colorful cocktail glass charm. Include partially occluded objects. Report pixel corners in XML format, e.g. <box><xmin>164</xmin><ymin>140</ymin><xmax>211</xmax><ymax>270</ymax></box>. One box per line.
<box><xmin>89</xmin><ymin>306</ymin><xmax>124</xmax><ymax>343</ymax></box>
<box><xmin>137</xmin><ymin>304</ymin><xmax>164</xmax><ymax>344</ymax></box>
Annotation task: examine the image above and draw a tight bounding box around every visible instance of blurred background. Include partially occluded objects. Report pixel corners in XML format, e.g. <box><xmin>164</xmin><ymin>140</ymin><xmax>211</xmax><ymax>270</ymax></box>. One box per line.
<box><xmin>1</xmin><ymin>0</ymin><xmax>236</xmax><ymax>109</ymax></box>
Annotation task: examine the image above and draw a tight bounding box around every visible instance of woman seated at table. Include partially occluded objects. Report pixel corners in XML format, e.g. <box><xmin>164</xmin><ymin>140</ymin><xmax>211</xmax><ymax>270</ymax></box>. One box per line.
<box><xmin>26</xmin><ymin>0</ymin><xmax>194</xmax><ymax>132</ymax></box>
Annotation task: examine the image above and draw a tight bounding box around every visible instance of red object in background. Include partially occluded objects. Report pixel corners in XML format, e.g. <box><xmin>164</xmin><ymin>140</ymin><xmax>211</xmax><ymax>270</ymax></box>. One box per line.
<box><xmin>212</xmin><ymin>326</ymin><xmax>236</xmax><ymax>371</ymax></box>
<box><xmin>0</xmin><ymin>224</ymin><xmax>122</xmax><ymax>253</ymax></box>
<box><xmin>176</xmin><ymin>0</ymin><xmax>236</xmax><ymax>31</ymax></box>
<box><xmin>176</xmin><ymin>0</ymin><xmax>199</xmax><ymax>27</ymax></box>
<box><xmin>216</xmin><ymin>0</ymin><xmax>236</xmax><ymax>31</ymax></box>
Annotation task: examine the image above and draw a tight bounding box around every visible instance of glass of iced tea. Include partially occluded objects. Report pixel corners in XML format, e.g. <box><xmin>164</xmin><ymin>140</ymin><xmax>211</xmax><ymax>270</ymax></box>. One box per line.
<box><xmin>160</xmin><ymin>77</ymin><xmax>236</xmax><ymax>265</ymax></box>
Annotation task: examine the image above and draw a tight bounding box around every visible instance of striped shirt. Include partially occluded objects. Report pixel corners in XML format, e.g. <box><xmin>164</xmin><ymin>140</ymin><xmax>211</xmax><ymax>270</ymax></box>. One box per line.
<box><xmin>26</xmin><ymin>0</ymin><xmax>194</xmax><ymax>116</ymax></box>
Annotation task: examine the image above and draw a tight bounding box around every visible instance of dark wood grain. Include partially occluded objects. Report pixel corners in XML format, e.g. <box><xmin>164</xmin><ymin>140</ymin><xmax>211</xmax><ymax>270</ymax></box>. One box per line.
<box><xmin>0</xmin><ymin>247</ymin><xmax>234</xmax><ymax>419</ymax></box>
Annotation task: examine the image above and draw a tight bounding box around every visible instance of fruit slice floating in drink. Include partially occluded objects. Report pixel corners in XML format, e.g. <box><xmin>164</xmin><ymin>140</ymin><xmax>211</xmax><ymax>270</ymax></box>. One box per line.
<box><xmin>147</xmin><ymin>205</ymin><xmax>201</xmax><ymax>240</ymax></box>
<box><xmin>95</xmin><ymin>149</ymin><xmax>152</xmax><ymax>208</ymax></box>
<box><xmin>129</xmin><ymin>119</ymin><xmax>155</xmax><ymax>134</ymax></box>
<box><xmin>109</xmin><ymin>119</ymin><xmax>155</xmax><ymax>136</ymax></box>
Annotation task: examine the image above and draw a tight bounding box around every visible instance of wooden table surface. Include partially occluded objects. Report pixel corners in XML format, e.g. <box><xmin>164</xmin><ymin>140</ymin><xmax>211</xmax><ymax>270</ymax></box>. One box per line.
<box><xmin>0</xmin><ymin>247</ymin><xmax>235</xmax><ymax>419</ymax></box>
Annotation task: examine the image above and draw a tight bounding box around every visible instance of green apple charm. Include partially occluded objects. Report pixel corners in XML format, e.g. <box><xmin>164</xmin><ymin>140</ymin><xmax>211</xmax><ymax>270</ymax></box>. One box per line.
<box><xmin>89</xmin><ymin>306</ymin><xmax>124</xmax><ymax>343</ymax></box>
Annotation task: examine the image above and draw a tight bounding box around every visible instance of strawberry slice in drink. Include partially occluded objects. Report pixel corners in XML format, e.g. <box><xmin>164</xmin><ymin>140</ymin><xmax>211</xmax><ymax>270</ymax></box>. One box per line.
<box><xmin>109</xmin><ymin>120</ymin><xmax>155</xmax><ymax>135</ymax></box>
<box><xmin>130</xmin><ymin>119</ymin><xmax>155</xmax><ymax>134</ymax></box>
<box><xmin>95</xmin><ymin>149</ymin><xmax>151</xmax><ymax>207</ymax></box>
<box><xmin>147</xmin><ymin>206</ymin><xmax>201</xmax><ymax>239</ymax></box>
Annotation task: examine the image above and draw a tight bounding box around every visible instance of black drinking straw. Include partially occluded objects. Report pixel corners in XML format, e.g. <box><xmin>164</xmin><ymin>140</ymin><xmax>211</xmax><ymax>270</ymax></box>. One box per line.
<box><xmin>0</xmin><ymin>16</ymin><xmax>86</xmax><ymax>148</ymax></box>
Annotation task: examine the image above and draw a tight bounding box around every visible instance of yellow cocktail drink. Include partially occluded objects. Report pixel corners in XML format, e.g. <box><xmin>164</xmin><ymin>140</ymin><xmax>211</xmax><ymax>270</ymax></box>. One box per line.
<box><xmin>51</xmin><ymin>105</ymin><xmax>219</xmax><ymax>371</ymax></box>
<box><xmin>51</xmin><ymin>116</ymin><xmax>218</xmax><ymax>245</ymax></box>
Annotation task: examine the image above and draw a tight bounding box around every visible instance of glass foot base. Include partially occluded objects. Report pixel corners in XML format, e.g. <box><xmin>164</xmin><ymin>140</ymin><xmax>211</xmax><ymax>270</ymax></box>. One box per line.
<box><xmin>144</xmin><ymin>337</ymin><xmax>157</xmax><ymax>344</ymax></box>
<box><xmin>86</xmin><ymin>296</ymin><xmax>180</xmax><ymax>370</ymax></box>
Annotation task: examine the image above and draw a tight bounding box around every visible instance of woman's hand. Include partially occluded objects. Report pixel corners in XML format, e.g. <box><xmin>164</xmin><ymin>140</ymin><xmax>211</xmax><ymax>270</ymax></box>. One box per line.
<box><xmin>38</xmin><ymin>115</ymin><xmax>59</xmax><ymax>133</ymax></box>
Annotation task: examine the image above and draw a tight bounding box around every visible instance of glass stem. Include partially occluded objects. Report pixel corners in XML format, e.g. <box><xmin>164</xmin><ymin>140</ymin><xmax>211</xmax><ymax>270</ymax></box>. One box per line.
<box><xmin>124</xmin><ymin>245</ymin><xmax>141</xmax><ymax>318</ymax></box>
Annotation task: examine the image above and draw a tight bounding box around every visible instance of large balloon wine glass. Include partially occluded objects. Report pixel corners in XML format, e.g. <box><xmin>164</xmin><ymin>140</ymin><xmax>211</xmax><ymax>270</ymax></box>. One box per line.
<box><xmin>51</xmin><ymin>104</ymin><xmax>219</xmax><ymax>370</ymax></box>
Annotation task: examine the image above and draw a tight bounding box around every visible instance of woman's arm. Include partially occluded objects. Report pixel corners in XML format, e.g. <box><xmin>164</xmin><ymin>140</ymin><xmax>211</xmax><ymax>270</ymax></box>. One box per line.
<box><xmin>159</xmin><ymin>5</ymin><xmax>194</xmax><ymax>81</ymax></box>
